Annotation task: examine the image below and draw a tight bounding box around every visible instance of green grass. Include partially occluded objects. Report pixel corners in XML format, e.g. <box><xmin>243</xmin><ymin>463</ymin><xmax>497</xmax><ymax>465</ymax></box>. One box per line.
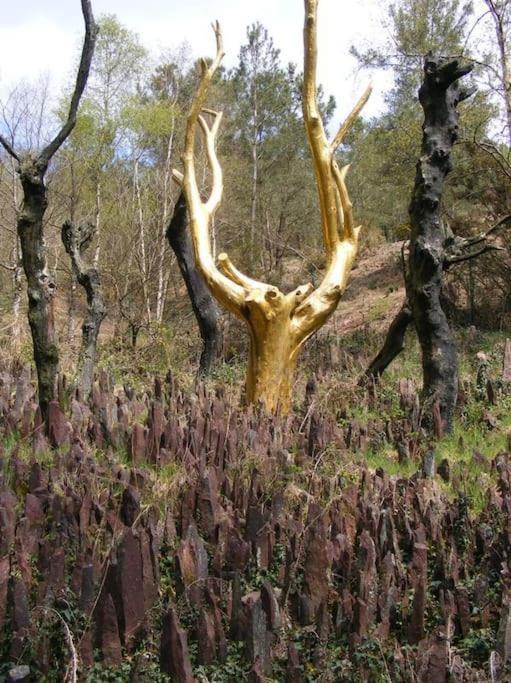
<box><xmin>329</xmin><ymin>326</ymin><xmax>511</xmax><ymax>511</ymax></box>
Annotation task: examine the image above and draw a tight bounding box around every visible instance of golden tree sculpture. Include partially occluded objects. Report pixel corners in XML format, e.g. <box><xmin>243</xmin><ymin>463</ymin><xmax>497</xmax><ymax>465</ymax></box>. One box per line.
<box><xmin>172</xmin><ymin>0</ymin><xmax>371</xmax><ymax>412</ymax></box>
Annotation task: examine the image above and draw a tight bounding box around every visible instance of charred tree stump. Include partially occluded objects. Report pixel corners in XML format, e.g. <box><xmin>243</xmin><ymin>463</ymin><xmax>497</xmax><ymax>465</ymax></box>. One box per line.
<box><xmin>0</xmin><ymin>0</ymin><xmax>98</xmax><ymax>424</ymax></box>
<box><xmin>166</xmin><ymin>192</ymin><xmax>221</xmax><ymax>377</ymax></box>
<box><xmin>407</xmin><ymin>54</ymin><xmax>474</xmax><ymax>433</ymax></box>
<box><xmin>62</xmin><ymin>220</ymin><xmax>106</xmax><ymax>399</ymax></box>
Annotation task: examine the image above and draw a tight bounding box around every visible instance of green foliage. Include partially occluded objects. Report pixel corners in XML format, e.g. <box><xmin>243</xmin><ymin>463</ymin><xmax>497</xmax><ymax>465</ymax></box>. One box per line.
<box><xmin>352</xmin><ymin>0</ymin><xmax>474</xmax><ymax>107</ymax></box>
<box><xmin>458</xmin><ymin>628</ymin><xmax>496</xmax><ymax>663</ymax></box>
<box><xmin>194</xmin><ymin>641</ymin><xmax>250</xmax><ymax>682</ymax></box>
<box><xmin>122</xmin><ymin>100</ymin><xmax>177</xmax><ymax>142</ymax></box>
<box><xmin>85</xmin><ymin>655</ymin><xmax>170</xmax><ymax>682</ymax></box>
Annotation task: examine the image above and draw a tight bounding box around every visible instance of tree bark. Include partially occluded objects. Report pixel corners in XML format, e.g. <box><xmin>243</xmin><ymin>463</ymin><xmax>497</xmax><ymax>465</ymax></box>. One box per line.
<box><xmin>166</xmin><ymin>192</ymin><xmax>221</xmax><ymax>376</ymax></box>
<box><xmin>62</xmin><ymin>220</ymin><xmax>106</xmax><ymax>400</ymax></box>
<box><xmin>17</xmin><ymin>162</ymin><xmax>59</xmax><ymax>420</ymax></box>
<box><xmin>0</xmin><ymin>0</ymin><xmax>98</xmax><ymax>425</ymax></box>
<box><xmin>407</xmin><ymin>54</ymin><xmax>474</xmax><ymax>433</ymax></box>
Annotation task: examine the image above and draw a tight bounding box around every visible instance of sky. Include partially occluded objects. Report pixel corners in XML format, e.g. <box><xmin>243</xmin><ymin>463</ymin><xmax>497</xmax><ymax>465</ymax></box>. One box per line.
<box><xmin>0</xmin><ymin>0</ymin><xmax>492</xmax><ymax>131</ymax></box>
<box><xmin>0</xmin><ymin>0</ymin><xmax>392</xmax><ymax>127</ymax></box>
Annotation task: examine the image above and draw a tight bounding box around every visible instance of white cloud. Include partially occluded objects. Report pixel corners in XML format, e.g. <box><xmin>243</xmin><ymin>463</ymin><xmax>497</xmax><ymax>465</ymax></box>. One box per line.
<box><xmin>0</xmin><ymin>0</ymin><xmax>393</xmax><ymax>124</ymax></box>
<box><xmin>0</xmin><ymin>18</ymin><xmax>78</xmax><ymax>93</ymax></box>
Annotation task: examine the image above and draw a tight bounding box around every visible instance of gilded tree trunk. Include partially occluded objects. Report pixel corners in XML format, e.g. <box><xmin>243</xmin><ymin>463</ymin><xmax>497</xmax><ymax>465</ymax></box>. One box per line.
<box><xmin>245</xmin><ymin>297</ymin><xmax>302</xmax><ymax>411</ymax></box>
<box><xmin>171</xmin><ymin>6</ymin><xmax>369</xmax><ymax>414</ymax></box>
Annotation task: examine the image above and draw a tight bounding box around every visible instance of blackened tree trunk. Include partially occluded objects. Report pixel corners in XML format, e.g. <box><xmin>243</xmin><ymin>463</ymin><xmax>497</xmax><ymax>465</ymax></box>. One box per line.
<box><xmin>167</xmin><ymin>192</ymin><xmax>221</xmax><ymax>376</ymax></box>
<box><xmin>0</xmin><ymin>0</ymin><xmax>98</xmax><ymax>424</ymax></box>
<box><xmin>17</xmin><ymin>161</ymin><xmax>58</xmax><ymax>418</ymax></box>
<box><xmin>62</xmin><ymin>220</ymin><xmax>105</xmax><ymax>399</ymax></box>
<box><xmin>407</xmin><ymin>54</ymin><xmax>474</xmax><ymax>433</ymax></box>
<box><xmin>362</xmin><ymin>57</ymin><xmax>509</xmax><ymax>432</ymax></box>
<box><xmin>362</xmin><ymin>301</ymin><xmax>413</xmax><ymax>382</ymax></box>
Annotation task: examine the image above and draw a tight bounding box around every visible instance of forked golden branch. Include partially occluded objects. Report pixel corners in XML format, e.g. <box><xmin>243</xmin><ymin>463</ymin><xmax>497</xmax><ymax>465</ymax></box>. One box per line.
<box><xmin>173</xmin><ymin>1</ymin><xmax>371</xmax><ymax>412</ymax></box>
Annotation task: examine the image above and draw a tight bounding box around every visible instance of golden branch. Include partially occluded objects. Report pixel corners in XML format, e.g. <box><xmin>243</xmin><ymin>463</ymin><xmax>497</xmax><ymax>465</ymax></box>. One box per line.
<box><xmin>293</xmin><ymin>0</ymin><xmax>370</xmax><ymax>342</ymax></box>
<box><xmin>172</xmin><ymin>22</ymin><xmax>249</xmax><ymax>317</ymax></box>
<box><xmin>331</xmin><ymin>83</ymin><xmax>372</xmax><ymax>153</ymax></box>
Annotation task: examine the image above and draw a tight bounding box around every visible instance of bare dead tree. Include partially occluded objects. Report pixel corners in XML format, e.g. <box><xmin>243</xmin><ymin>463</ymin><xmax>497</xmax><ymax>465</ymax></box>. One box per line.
<box><xmin>365</xmin><ymin>222</ymin><xmax>511</xmax><ymax>374</ymax></box>
<box><xmin>172</xmin><ymin>3</ymin><xmax>371</xmax><ymax>412</ymax></box>
<box><xmin>61</xmin><ymin>220</ymin><xmax>105</xmax><ymax>400</ymax></box>
<box><xmin>166</xmin><ymin>192</ymin><xmax>221</xmax><ymax>376</ymax></box>
<box><xmin>363</xmin><ymin>214</ymin><xmax>510</xmax><ymax>383</ymax></box>
<box><xmin>0</xmin><ymin>0</ymin><xmax>98</xmax><ymax>422</ymax></box>
<box><xmin>363</xmin><ymin>54</ymin><xmax>511</xmax><ymax>433</ymax></box>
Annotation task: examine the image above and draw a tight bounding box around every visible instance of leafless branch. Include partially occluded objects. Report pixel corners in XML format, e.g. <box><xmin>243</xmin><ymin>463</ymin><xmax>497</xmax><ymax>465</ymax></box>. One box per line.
<box><xmin>446</xmin><ymin>243</ymin><xmax>505</xmax><ymax>266</ymax></box>
<box><xmin>0</xmin><ymin>135</ymin><xmax>20</xmax><ymax>162</ymax></box>
<box><xmin>39</xmin><ymin>0</ymin><xmax>99</xmax><ymax>166</ymax></box>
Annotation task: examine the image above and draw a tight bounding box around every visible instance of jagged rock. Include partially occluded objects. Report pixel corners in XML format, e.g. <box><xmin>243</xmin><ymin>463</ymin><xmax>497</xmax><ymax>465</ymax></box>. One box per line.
<box><xmin>416</xmin><ymin>628</ymin><xmax>448</xmax><ymax>682</ymax></box>
<box><xmin>98</xmin><ymin>593</ymin><xmax>123</xmax><ymax>665</ymax></box>
<box><xmin>140</xmin><ymin>527</ymin><xmax>158</xmax><ymax>611</ymax></box>
<box><xmin>120</xmin><ymin>486</ymin><xmax>140</xmax><ymax>527</ymax></box>
<box><xmin>79</xmin><ymin>561</ymin><xmax>95</xmax><ymax>613</ymax></box>
<box><xmin>396</xmin><ymin>439</ymin><xmax>410</xmax><ymax>464</ymax></box>
<box><xmin>503</xmin><ymin>338</ymin><xmax>511</xmax><ymax>383</ymax></box>
<box><xmin>496</xmin><ymin>597</ymin><xmax>511</xmax><ymax>668</ymax></box>
<box><xmin>48</xmin><ymin>546</ymin><xmax>66</xmax><ymax>595</ymax></box>
<box><xmin>248</xmin><ymin>661</ymin><xmax>267</xmax><ymax>683</ymax></box>
<box><xmin>1</xmin><ymin>367</ymin><xmax>511</xmax><ymax>679</ymax></box>
<box><xmin>300</xmin><ymin>503</ymin><xmax>330</xmax><ymax>625</ymax></box>
<box><xmin>353</xmin><ymin>529</ymin><xmax>377</xmax><ymax>640</ymax></box>
<box><xmin>197</xmin><ymin>468</ymin><xmax>221</xmax><ymax>541</ymax></box>
<box><xmin>437</xmin><ymin>458</ymin><xmax>450</xmax><ymax>482</ymax></box>
<box><xmin>0</xmin><ymin>490</ymin><xmax>17</xmax><ymax>554</ymax></box>
<box><xmin>0</xmin><ymin>555</ymin><xmax>9</xmax><ymax>631</ymax></box>
<box><xmin>422</xmin><ymin>450</ymin><xmax>436</xmax><ymax>478</ymax></box>
<box><xmin>160</xmin><ymin>608</ymin><xmax>194</xmax><ymax>682</ymax></box>
<box><xmin>47</xmin><ymin>400</ymin><xmax>71</xmax><ymax>448</ymax></box>
<box><xmin>197</xmin><ymin>609</ymin><xmax>217</xmax><ymax>665</ymax></box>
<box><xmin>242</xmin><ymin>592</ymin><xmax>272</xmax><ymax>675</ymax></box>
<box><xmin>286</xmin><ymin>643</ymin><xmax>303</xmax><ymax>682</ymax></box>
<box><xmin>115</xmin><ymin>528</ymin><xmax>145</xmax><ymax>648</ymax></box>
<box><xmin>261</xmin><ymin>581</ymin><xmax>281</xmax><ymax>632</ymax></box>
<box><xmin>147</xmin><ymin>399</ymin><xmax>165</xmax><ymax>462</ymax></box>
<box><xmin>230</xmin><ymin>572</ymin><xmax>245</xmax><ymax>641</ymax></box>
<box><xmin>130</xmin><ymin>423</ymin><xmax>147</xmax><ymax>463</ymax></box>
<box><xmin>206</xmin><ymin>587</ymin><xmax>227</xmax><ymax>661</ymax></box>
<box><xmin>176</xmin><ymin>523</ymin><xmax>208</xmax><ymax>605</ymax></box>
<box><xmin>10</xmin><ymin>577</ymin><xmax>30</xmax><ymax>659</ymax></box>
<box><xmin>217</xmin><ymin>519</ymin><xmax>249</xmax><ymax>573</ymax></box>
<box><xmin>482</xmin><ymin>410</ymin><xmax>498</xmax><ymax>430</ymax></box>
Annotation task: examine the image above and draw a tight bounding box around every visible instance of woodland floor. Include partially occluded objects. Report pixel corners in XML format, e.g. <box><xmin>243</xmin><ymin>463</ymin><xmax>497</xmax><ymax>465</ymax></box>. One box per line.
<box><xmin>1</xmin><ymin>244</ymin><xmax>511</xmax><ymax>682</ymax></box>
